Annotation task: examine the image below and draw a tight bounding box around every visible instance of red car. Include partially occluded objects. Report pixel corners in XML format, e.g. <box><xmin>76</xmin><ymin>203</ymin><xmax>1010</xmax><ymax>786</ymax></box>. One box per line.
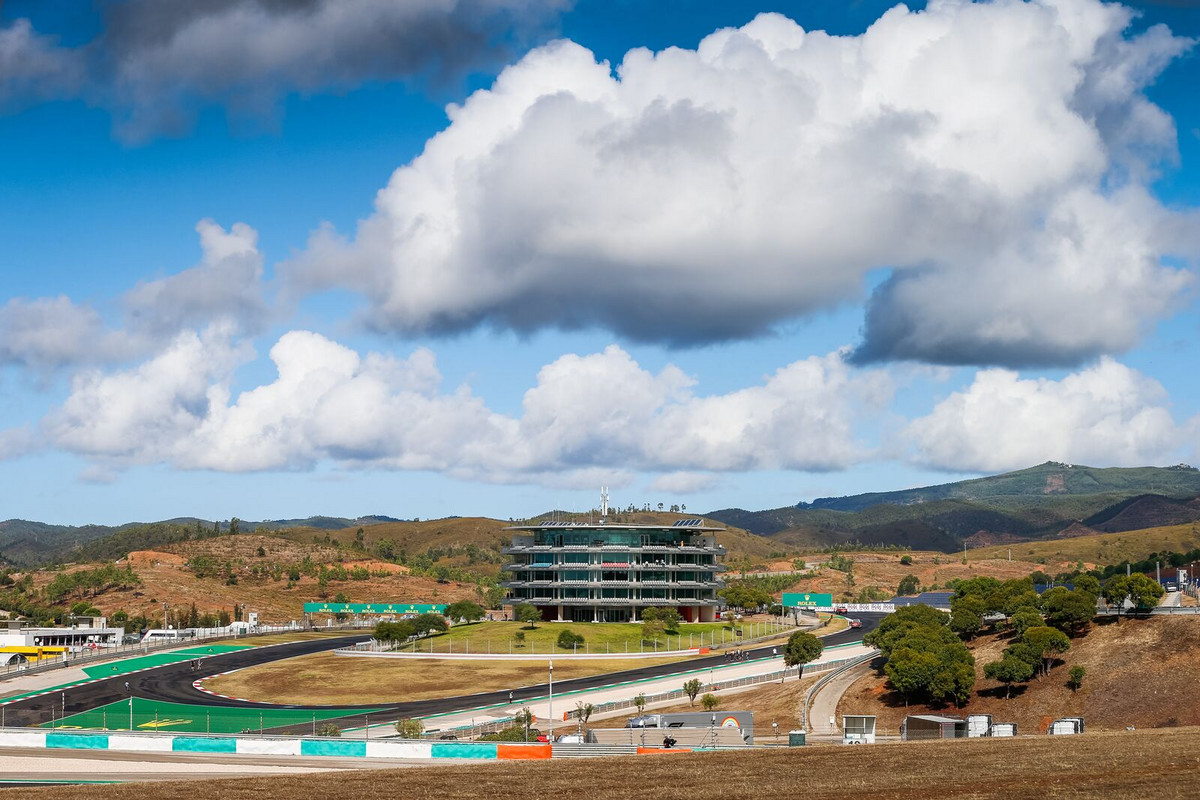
<box><xmin>834</xmin><ymin>605</ymin><xmax>848</xmax><ymax>614</ymax></box>
<box><xmin>848</xmin><ymin>618</ymin><xmax>863</xmax><ymax>629</ymax></box>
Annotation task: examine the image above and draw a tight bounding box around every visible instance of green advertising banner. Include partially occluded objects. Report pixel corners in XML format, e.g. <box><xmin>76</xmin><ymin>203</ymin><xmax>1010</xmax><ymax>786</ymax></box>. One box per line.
<box><xmin>303</xmin><ymin>602</ymin><xmax>447</xmax><ymax>615</ymax></box>
<box><xmin>781</xmin><ymin>592</ymin><xmax>833</xmax><ymax>608</ymax></box>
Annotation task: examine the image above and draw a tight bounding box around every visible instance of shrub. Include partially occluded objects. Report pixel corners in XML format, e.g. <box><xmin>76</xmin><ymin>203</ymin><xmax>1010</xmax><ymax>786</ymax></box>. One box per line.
<box><xmin>395</xmin><ymin>718</ymin><xmax>424</xmax><ymax>739</ymax></box>
<box><xmin>1067</xmin><ymin>665</ymin><xmax>1086</xmax><ymax>692</ymax></box>
<box><xmin>315</xmin><ymin>723</ymin><xmax>341</xmax><ymax>737</ymax></box>
<box><xmin>556</xmin><ymin>629</ymin><xmax>585</xmax><ymax>650</ymax></box>
<box><xmin>701</xmin><ymin>693</ymin><xmax>720</xmax><ymax>711</ymax></box>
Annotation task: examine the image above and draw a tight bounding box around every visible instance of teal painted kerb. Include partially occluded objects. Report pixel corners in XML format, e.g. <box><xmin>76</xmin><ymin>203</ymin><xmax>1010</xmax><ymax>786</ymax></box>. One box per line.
<box><xmin>173</xmin><ymin>737</ymin><xmax>237</xmax><ymax>753</ymax></box>
<box><xmin>300</xmin><ymin>739</ymin><xmax>367</xmax><ymax>758</ymax></box>
<box><xmin>46</xmin><ymin>733</ymin><xmax>109</xmax><ymax>750</ymax></box>
<box><xmin>432</xmin><ymin>742</ymin><xmax>496</xmax><ymax>759</ymax></box>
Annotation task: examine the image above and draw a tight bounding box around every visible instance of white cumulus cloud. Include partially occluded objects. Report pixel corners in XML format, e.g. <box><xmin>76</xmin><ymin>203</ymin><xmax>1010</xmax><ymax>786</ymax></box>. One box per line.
<box><xmin>36</xmin><ymin>332</ymin><xmax>889</xmax><ymax>482</ymax></box>
<box><xmin>904</xmin><ymin>357</ymin><xmax>1186</xmax><ymax>472</ymax></box>
<box><xmin>284</xmin><ymin>0</ymin><xmax>1196</xmax><ymax>366</ymax></box>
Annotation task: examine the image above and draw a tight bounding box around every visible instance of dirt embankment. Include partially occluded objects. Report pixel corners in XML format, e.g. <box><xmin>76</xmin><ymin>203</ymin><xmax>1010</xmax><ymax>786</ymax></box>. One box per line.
<box><xmin>838</xmin><ymin>616</ymin><xmax>1200</xmax><ymax>733</ymax></box>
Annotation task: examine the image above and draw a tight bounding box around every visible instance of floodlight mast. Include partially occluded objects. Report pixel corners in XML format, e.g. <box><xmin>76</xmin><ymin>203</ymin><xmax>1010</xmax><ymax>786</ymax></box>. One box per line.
<box><xmin>600</xmin><ymin>487</ymin><xmax>609</xmax><ymax>525</ymax></box>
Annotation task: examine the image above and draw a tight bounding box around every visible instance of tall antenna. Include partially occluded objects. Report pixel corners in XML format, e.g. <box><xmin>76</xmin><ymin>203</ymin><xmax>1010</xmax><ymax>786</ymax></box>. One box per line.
<box><xmin>600</xmin><ymin>486</ymin><xmax>609</xmax><ymax>525</ymax></box>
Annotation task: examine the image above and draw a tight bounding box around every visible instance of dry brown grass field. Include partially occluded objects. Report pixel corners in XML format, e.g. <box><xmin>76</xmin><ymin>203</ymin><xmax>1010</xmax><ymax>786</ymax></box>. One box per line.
<box><xmin>965</xmin><ymin>523</ymin><xmax>1200</xmax><ymax>567</ymax></box>
<box><xmin>204</xmin><ymin>652</ymin><xmax>686</xmax><ymax>704</ymax></box>
<box><xmin>25</xmin><ymin>531</ymin><xmax>488</xmax><ymax>622</ymax></box>
<box><xmin>838</xmin><ymin>616</ymin><xmax>1200</xmax><ymax>734</ymax></box>
<box><xmin>24</xmin><ymin>727</ymin><xmax>1200</xmax><ymax>799</ymax></box>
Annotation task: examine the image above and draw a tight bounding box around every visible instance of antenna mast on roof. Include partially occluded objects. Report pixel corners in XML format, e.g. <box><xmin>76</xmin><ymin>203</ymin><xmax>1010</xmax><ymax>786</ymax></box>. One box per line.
<box><xmin>600</xmin><ymin>486</ymin><xmax>609</xmax><ymax>525</ymax></box>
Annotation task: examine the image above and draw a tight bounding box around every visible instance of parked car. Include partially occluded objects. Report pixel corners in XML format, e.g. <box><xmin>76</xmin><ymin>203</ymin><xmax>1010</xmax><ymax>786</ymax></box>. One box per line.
<box><xmin>847</xmin><ymin>618</ymin><xmax>862</xmax><ymax>629</ymax></box>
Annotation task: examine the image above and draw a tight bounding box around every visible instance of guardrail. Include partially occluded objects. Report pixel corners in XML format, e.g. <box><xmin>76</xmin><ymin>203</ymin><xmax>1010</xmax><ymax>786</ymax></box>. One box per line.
<box><xmin>800</xmin><ymin>651</ymin><xmax>878</xmax><ymax>732</ymax></box>
<box><xmin>0</xmin><ymin>622</ymin><xmax>374</xmax><ymax>682</ymax></box>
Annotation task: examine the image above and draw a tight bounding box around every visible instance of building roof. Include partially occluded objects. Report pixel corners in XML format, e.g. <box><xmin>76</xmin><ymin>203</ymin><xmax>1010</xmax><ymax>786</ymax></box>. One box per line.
<box><xmin>905</xmin><ymin>715</ymin><xmax>964</xmax><ymax>724</ymax></box>
<box><xmin>889</xmin><ymin>591</ymin><xmax>954</xmax><ymax>609</ymax></box>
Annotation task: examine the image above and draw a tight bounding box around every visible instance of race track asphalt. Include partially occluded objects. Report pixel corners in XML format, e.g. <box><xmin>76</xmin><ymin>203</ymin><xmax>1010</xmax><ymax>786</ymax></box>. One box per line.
<box><xmin>2</xmin><ymin>614</ymin><xmax>883</xmax><ymax>731</ymax></box>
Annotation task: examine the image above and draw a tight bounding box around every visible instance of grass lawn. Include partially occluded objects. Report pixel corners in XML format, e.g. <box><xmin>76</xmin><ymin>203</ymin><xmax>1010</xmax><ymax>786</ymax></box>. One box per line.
<box><xmin>394</xmin><ymin>620</ymin><xmax>789</xmax><ymax>655</ymax></box>
<box><xmin>47</xmin><ymin>697</ymin><xmax>382</xmax><ymax>734</ymax></box>
<box><xmin>203</xmin><ymin>652</ymin><xmax>687</xmax><ymax>705</ymax></box>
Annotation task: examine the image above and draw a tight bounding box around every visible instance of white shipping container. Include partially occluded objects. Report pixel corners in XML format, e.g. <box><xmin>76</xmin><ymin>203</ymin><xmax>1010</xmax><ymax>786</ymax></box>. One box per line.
<box><xmin>990</xmin><ymin>723</ymin><xmax>1016</xmax><ymax>737</ymax></box>
<box><xmin>967</xmin><ymin>715</ymin><xmax>992</xmax><ymax>738</ymax></box>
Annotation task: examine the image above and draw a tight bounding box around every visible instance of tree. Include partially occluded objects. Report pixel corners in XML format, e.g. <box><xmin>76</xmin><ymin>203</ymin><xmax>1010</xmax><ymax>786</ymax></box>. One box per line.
<box><xmin>897</xmin><ymin>574</ymin><xmax>920</xmax><ymax>596</ymax></box>
<box><xmin>557</xmin><ymin>629</ymin><xmax>585</xmax><ymax>650</ymax></box>
<box><xmin>574</xmin><ymin>701</ymin><xmax>594</xmax><ymax>731</ymax></box>
<box><xmin>634</xmin><ymin>693</ymin><xmax>647</xmax><ymax>715</ymax></box>
<box><xmin>1022</xmin><ymin>626</ymin><xmax>1071</xmax><ymax>678</ymax></box>
<box><xmin>445</xmin><ymin>601</ymin><xmax>486</xmax><ymax>624</ymax></box>
<box><xmin>514</xmin><ymin>603</ymin><xmax>541</xmax><ymax>629</ymax></box>
<box><xmin>701</xmin><ymin>693</ymin><xmax>720</xmax><ymax>711</ymax></box>
<box><xmin>1041</xmin><ymin>588</ymin><xmax>1095</xmax><ymax>634</ymax></box>
<box><xmin>864</xmin><ymin>604</ymin><xmax>949</xmax><ymax>656</ymax></box>
<box><xmin>395</xmin><ymin>718</ymin><xmax>423</xmax><ymax>739</ymax></box>
<box><xmin>1073</xmin><ymin>574</ymin><xmax>1101</xmax><ymax>597</ymax></box>
<box><xmin>228</xmin><ymin>517</ymin><xmax>240</xmax><ymax>536</ymax></box>
<box><xmin>1067</xmin><ymin>665</ymin><xmax>1086</xmax><ymax>692</ymax></box>
<box><xmin>783</xmin><ymin>631</ymin><xmax>823</xmax><ymax>681</ymax></box>
<box><xmin>1007</xmin><ymin>607</ymin><xmax>1044</xmax><ymax>637</ymax></box>
<box><xmin>315</xmin><ymin>723</ymin><xmax>341</xmax><ymax>737</ymax></box>
<box><xmin>1126</xmin><ymin>573</ymin><xmax>1166</xmax><ymax>611</ymax></box>
<box><xmin>411</xmin><ymin>613</ymin><xmax>448</xmax><ymax>637</ymax></box>
<box><xmin>683</xmin><ymin>678</ymin><xmax>703</xmax><ymax>707</ymax></box>
<box><xmin>657</xmin><ymin>607</ymin><xmax>683</xmax><ymax>632</ymax></box>
<box><xmin>900</xmin><ymin>555</ymin><xmax>913</xmax><ymax>566</ymax></box>
<box><xmin>949</xmin><ymin>595</ymin><xmax>987</xmax><ymax>639</ymax></box>
<box><xmin>984</xmin><ymin>655</ymin><xmax>1034</xmax><ymax>699</ymax></box>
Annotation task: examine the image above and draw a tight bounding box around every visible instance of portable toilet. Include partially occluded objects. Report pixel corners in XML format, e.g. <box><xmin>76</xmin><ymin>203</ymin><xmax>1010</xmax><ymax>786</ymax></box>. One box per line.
<box><xmin>990</xmin><ymin>723</ymin><xmax>1017</xmax><ymax>737</ymax></box>
<box><xmin>966</xmin><ymin>714</ymin><xmax>992</xmax><ymax>738</ymax></box>
<box><xmin>842</xmin><ymin>715</ymin><xmax>876</xmax><ymax>745</ymax></box>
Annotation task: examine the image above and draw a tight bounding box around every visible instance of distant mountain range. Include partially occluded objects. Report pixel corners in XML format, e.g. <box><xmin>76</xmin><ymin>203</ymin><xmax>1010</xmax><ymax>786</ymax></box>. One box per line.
<box><xmin>6</xmin><ymin>462</ymin><xmax>1200</xmax><ymax>565</ymax></box>
<box><xmin>704</xmin><ymin>462</ymin><xmax>1200</xmax><ymax>551</ymax></box>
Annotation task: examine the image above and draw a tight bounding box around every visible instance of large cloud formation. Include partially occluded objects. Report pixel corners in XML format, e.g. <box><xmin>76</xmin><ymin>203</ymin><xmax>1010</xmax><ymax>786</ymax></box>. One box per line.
<box><xmin>0</xmin><ymin>0</ymin><xmax>568</xmax><ymax>141</ymax></box>
<box><xmin>37</xmin><ymin>331</ymin><xmax>890</xmax><ymax>482</ymax></box>
<box><xmin>0</xmin><ymin>220</ymin><xmax>268</xmax><ymax>371</ymax></box>
<box><xmin>905</xmin><ymin>358</ymin><xmax>1186</xmax><ymax>472</ymax></box>
<box><xmin>285</xmin><ymin>0</ymin><xmax>1196</xmax><ymax>366</ymax></box>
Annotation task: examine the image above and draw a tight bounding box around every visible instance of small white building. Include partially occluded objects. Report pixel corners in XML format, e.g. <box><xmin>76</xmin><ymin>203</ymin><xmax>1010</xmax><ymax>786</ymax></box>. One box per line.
<box><xmin>842</xmin><ymin>715</ymin><xmax>876</xmax><ymax>745</ymax></box>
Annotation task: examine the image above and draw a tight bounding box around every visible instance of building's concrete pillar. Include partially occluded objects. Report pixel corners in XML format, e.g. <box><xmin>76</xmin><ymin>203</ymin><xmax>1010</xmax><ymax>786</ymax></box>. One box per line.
<box><xmin>556</xmin><ymin>604</ymin><xmax>565</xmax><ymax>622</ymax></box>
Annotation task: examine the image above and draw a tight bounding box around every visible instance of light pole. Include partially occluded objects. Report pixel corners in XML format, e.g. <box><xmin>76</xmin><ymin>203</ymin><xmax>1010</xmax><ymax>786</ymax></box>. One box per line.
<box><xmin>547</xmin><ymin>660</ymin><xmax>554</xmax><ymax>744</ymax></box>
<box><xmin>125</xmin><ymin>681</ymin><xmax>132</xmax><ymax>730</ymax></box>
<box><xmin>162</xmin><ymin>602</ymin><xmax>167</xmax><ymax>630</ymax></box>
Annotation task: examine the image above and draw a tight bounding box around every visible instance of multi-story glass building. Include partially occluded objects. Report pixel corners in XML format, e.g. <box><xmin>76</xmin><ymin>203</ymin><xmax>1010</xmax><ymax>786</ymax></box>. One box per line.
<box><xmin>502</xmin><ymin>519</ymin><xmax>726</xmax><ymax>623</ymax></box>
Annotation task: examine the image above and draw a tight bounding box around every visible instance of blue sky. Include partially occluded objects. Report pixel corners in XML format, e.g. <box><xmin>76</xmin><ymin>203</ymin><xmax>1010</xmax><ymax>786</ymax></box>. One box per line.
<box><xmin>1</xmin><ymin>0</ymin><xmax>1198</xmax><ymax>525</ymax></box>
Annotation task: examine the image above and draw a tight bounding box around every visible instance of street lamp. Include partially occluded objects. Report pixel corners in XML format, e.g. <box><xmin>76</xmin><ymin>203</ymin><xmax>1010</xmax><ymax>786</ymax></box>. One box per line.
<box><xmin>125</xmin><ymin>681</ymin><xmax>132</xmax><ymax>730</ymax></box>
<box><xmin>162</xmin><ymin>602</ymin><xmax>167</xmax><ymax>630</ymax></box>
<box><xmin>547</xmin><ymin>660</ymin><xmax>554</xmax><ymax>744</ymax></box>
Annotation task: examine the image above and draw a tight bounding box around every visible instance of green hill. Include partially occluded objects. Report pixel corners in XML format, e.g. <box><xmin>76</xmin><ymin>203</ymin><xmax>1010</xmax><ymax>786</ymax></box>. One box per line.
<box><xmin>707</xmin><ymin>463</ymin><xmax>1200</xmax><ymax>553</ymax></box>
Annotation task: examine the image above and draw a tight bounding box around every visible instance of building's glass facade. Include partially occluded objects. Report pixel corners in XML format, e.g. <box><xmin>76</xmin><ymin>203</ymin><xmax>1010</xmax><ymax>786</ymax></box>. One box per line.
<box><xmin>501</xmin><ymin>521</ymin><xmax>726</xmax><ymax>622</ymax></box>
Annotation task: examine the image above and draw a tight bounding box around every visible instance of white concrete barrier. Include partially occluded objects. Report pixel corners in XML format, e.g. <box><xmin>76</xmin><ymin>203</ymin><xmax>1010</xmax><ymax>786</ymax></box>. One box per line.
<box><xmin>236</xmin><ymin>737</ymin><xmax>303</xmax><ymax>756</ymax></box>
<box><xmin>0</xmin><ymin>730</ymin><xmax>46</xmax><ymax>747</ymax></box>
<box><xmin>366</xmin><ymin>740</ymin><xmax>432</xmax><ymax>759</ymax></box>
<box><xmin>108</xmin><ymin>734</ymin><xmax>174</xmax><ymax>752</ymax></box>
